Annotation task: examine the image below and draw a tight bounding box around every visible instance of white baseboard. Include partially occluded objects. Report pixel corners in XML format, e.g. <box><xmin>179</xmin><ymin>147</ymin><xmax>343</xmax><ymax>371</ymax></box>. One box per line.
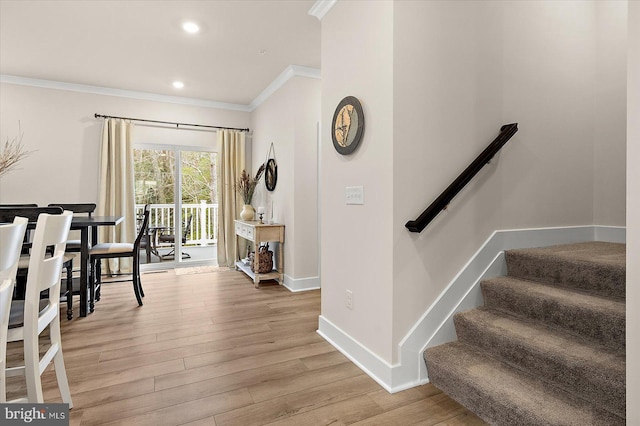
<box><xmin>283</xmin><ymin>274</ymin><xmax>320</xmax><ymax>292</ymax></box>
<box><xmin>317</xmin><ymin>316</ymin><xmax>401</xmax><ymax>393</ymax></box>
<box><xmin>317</xmin><ymin>225</ymin><xmax>626</xmax><ymax>392</ymax></box>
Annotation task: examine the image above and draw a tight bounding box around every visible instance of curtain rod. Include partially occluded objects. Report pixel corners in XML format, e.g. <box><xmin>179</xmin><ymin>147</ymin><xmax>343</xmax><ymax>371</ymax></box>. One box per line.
<box><xmin>94</xmin><ymin>113</ymin><xmax>249</xmax><ymax>132</ymax></box>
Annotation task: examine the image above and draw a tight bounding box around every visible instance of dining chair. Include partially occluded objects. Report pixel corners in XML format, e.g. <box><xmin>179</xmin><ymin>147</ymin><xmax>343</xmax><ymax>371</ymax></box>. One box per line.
<box><xmin>158</xmin><ymin>214</ymin><xmax>193</xmax><ymax>259</ymax></box>
<box><xmin>6</xmin><ymin>210</ymin><xmax>73</xmax><ymax>406</ymax></box>
<box><xmin>46</xmin><ymin>205</ymin><xmax>94</xmax><ymax>277</ymax></box>
<box><xmin>0</xmin><ymin>203</ymin><xmax>38</xmax><ymax>253</ymax></box>
<box><xmin>0</xmin><ymin>206</ymin><xmax>64</xmax><ymax>247</ymax></box>
<box><xmin>0</xmin><ymin>218</ymin><xmax>28</xmax><ymax>403</ymax></box>
<box><xmin>47</xmin><ymin>203</ymin><xmax>97</xmax><ymax>318</ymax></box>
<box><xmin>0</xmin><ymin>217</ymin><xmax>28</xmax><ymax>285</ymax></box>
<box><xmin>2</xmin><ymin>207</ymin><xmax>75</xmax><ymax>320</ymax></box>
<box><xmin>90</xmin><ymin>204</ymin><xmax>149</xmax><ymax>306</ymax></box>
<box><xmin>0</xmin><ymin>204</ymin><xmax>38</xmax><ymax>209</ymax></box>
<box><xmin>0</xmin><ymin>279</ymin><xmax>13</xmax><ymax>403</ymax></box>
<box><xmin>48</xmin><ymin>203</ymin><xmax>96</xmax><ymax>252</ymax></box>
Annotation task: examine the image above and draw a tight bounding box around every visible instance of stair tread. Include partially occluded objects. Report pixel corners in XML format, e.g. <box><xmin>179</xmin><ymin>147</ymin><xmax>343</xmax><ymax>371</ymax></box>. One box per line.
<box><xmin>505</xmin><ymin>242</ymin><xmax>625</xmax><ymax>299</ymax></box>
<box><xmin>425</xmin><ymin>342</ymin><xmax>624</xmax><ymax>426</ymax></box>
<box><xmin>483</xmin><ymin>275</ymin><xmax>625</xmax><ymax>316</ymax></box>
<box><xmin>481</xmin><ymin>276</ymin><xmax>626</xmax><ymax>319</ymax></box>
<box><xmin>507</xmin><ymin>242</ymin><xmax>625</xmax><ymax>268</ymax></box>
<box><xmin>482</xmin><ymin>276</ymin><xmax>625</xmax><ymax>350</ymax></box>
<box><xmin>455</xmin><ymin>308</ymin><xmax>625</xmax><ymax>417</ymax></box>
<box><xmin>458</xmin><ymin>308</ymin><xmax>625</xmax><ymax>364</ymax></box>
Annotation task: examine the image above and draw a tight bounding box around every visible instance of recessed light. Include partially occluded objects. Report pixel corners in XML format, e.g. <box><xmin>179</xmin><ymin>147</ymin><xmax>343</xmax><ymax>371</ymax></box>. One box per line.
<box><xmin>182</xmin><ymin>21</ymin><xmax>200</xmax><ymax>34</ymax></box>
<box><xmin>172</xmin><ymin>81</ymin><xmax>184</xmax><ymax>89</ymax></box>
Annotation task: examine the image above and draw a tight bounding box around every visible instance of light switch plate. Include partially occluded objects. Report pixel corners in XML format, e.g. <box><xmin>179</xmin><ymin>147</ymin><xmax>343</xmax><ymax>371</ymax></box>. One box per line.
<box><xmin>346</xmin><ymin>186</ymin><xmax>364</xmax><ymax>205</ymax></box>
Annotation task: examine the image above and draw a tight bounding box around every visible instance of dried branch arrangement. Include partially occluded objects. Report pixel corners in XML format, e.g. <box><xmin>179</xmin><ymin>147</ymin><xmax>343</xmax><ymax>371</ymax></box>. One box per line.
<box><xmin>235</xmin><ymin>163</ymin><xmax>265</xmax><ymax>204</ymax></box>
<box><xmin>0</xmin><ymin>127</ymin><xmax>33</xmax><ymax>178</ymax></box>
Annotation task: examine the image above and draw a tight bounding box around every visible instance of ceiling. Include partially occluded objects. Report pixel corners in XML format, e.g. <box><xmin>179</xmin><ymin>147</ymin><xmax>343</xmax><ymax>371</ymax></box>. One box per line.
<box><xmin>0</xmin><ymin>0</ymin><xmax>321</xmax><ymax>108</ymax></box>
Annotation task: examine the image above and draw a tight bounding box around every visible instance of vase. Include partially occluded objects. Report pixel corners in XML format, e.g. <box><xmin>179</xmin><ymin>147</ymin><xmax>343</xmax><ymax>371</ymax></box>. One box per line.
<box><xmin>240</xmin><ymin>204</ymin><xmax>255</xmax><ymax>221</ymax></box>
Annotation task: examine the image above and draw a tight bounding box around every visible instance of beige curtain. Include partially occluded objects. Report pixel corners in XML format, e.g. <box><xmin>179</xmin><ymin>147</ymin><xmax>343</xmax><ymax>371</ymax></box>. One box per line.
<box><xmin>217</xmin><ymin>129</ymin><xmax>245</xmax><ymax>267</ymax></box>
<box><xmin>97</xmin><ymin>118</ymin><xmax>137</xmax><ymax>273</ymax></box>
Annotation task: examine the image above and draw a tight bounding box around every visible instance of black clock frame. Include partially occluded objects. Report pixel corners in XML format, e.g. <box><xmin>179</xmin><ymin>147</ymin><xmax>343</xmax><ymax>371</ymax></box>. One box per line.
<box><xmin>331</xmin><ymin>96</ymin><xmax>365</xmax><ymax>155</ymax></box>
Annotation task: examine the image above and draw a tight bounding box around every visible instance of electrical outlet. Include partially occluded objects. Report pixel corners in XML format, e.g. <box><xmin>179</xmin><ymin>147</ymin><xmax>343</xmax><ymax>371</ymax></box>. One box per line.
<box><xmin>346</xmin><ymin>289</ymin><xmax>353</xmax><ymax>310</ymax></box>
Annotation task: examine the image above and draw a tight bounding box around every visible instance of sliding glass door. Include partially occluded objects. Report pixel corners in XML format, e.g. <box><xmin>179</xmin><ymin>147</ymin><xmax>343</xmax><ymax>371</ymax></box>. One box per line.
<box><xmin>134</xmin><ymin>145</ymin><xmax>217</xmax><ymax>269</ymax></box>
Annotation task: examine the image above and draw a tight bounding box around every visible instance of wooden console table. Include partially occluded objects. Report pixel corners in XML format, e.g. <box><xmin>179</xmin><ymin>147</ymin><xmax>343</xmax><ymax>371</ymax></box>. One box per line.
<box><xmin>234</xmin><ymin>220</ymin><xmax>285</xmax><ymax>288</ymax></box>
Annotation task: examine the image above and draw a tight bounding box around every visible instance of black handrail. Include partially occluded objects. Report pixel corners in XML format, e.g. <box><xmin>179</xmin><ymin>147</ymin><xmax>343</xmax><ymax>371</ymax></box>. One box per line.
<box><xmin>405</xmin><ymin>123</ymin><xmax>518</xmax><ymax>233</ymax></box>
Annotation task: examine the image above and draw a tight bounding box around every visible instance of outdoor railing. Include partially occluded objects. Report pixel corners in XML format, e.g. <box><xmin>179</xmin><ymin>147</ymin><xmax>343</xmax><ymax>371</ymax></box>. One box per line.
<box><xmin>135</xmin><ymin>202</ymin><xmax>218</xmax><ymax>245</ymax></box>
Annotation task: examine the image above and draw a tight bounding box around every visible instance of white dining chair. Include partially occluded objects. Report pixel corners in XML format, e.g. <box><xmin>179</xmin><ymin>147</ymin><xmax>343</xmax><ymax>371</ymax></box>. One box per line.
<box><xmin>0</xmin><ymin>217</ymin><xmax>28</xmax><ymax>284</ymax></box>
<box><xmin>6</xmin><ymin>211</ymin><xmax>73</xmax><ymax>406</ymax></box>
<box><xmin>0</xmin><ymin>217</ymin><xmax>28</xmax><ymax>403</ymax></box>
<box><xmin>0</xmin><ymin>279</ymin><xmax>14</xmax><ymax>403</ymax></box>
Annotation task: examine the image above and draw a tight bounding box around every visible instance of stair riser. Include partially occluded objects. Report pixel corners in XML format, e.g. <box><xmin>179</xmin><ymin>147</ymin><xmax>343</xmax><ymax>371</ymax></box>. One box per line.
<box><xmin>505</xmin><ymin>252</ymin><xmax>625</xmax><ymax>299</ymax></box>
<box><xmin>454</xmin><ymin>314</ymin><xmax>625</xmax><ymax>418</ymax></box>
<box><xmin>481</xmin><ymin>282</ymin><xmax>625</xmax><ymax>351</ymax></box>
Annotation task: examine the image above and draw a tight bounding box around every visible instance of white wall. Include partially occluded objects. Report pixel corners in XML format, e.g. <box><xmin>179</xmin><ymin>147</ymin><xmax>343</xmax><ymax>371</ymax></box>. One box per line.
<box><xmin>250</xmin><ymin>76</ymin><xmax>321</xmax><ymax>287</ymax></box>
<box><xmin>320</xmin><ymin>0</ymin><xmax>395</xmax><ymax>362</ymax></box>
<box><xmin>319</xmin><ymin>0</ymin><xmax>627</xmax><ymax>378</ymax></box>
<box><xmin>594</xmin><ymin>0</ymin><xmax>627</xmax><ymax>225</ymax></box>
<box><xmin>626</xmin><ymin>1</ymin><xmax>639</xmax><ymax>422</ymax></box>
<box><xmin>393</xmin><ymin>0</ymin><xmax>620</xmax><ymax>363</ymax></box>
<box><xmin>0</xmin><ymin>83</ymin><xmax>250</xmax><ymax>205</ymax></box>
<box><xmin>393</xmin><ymin>0</ymin><xmax>506</xmax><ymax>360</ymax></box>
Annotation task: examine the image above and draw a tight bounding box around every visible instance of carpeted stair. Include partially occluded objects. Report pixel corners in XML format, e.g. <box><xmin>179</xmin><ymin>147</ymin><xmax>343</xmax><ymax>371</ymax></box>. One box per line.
<box><xmin>424</xmin><ymin>241</ymin><xmax>626</xmax><ymax>425</ymax></box>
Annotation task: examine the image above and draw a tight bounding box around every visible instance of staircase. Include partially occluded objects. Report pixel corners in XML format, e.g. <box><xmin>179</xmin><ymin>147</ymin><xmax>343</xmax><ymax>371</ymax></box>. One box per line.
<box><xmin>424</xmin><ymin>241</ymin><xmax>626</xmax><ymax>426</ymax></box>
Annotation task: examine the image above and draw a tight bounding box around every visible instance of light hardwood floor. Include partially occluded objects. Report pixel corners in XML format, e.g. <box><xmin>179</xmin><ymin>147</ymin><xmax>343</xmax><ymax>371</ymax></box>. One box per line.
<box><xmin>6</xmin><ymin>269</ymin><xmax>486</xmax><ymax>425</ymax></box>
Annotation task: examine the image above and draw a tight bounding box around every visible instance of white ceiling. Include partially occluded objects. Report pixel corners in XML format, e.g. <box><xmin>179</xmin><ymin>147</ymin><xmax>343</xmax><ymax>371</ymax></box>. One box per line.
<box><xmin>0</xmin><ymin>0</ymin><xmax>321</xmax><ymax>108</ymax></box>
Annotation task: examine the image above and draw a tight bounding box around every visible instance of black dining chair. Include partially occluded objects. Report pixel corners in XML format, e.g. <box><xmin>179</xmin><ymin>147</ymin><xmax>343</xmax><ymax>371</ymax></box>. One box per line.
<box><xmin>0</xmin><ymin>205</ymin><xmax>38</xmax><ymax>254</ymax></box>
<box><xmin>89</xmin><ymin>204</ymin><xmax>149</xmax><ymax>306</ymax></box>
<box><xmin>0</xmin><ymin>207</ymin><xmax>75</xmax><ymax>319</ymax></box>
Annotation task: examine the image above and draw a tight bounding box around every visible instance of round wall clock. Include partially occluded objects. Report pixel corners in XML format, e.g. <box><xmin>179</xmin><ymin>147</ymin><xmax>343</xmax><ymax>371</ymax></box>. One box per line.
<box><xmin>331</xmin><ymin>96</ymin><xmax>364</xmax><ymax>155</ymax></box>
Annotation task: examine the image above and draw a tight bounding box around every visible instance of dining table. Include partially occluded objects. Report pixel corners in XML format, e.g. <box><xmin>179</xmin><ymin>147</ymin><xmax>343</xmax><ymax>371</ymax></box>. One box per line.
<box><xmin>70</xmin><ymin>215</ymin><xmax>124</xmax><ymax>316</ymax></box>
<box><xmin>0</xmin><ymin>207</ymin><xmax>124</xmax><ymax>317</ymax></box>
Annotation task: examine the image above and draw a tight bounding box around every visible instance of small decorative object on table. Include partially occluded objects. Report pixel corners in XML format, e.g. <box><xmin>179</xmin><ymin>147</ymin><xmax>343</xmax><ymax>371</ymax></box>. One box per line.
<box><xmin>257</xmin><ymin>206</ymin><xmax>265</xmax><ymax>224</ymax></box>
<box><xmin>240</xmin><ymin>204</ymin><xmax>255</xmax><ymax>221</ymax></box>
<box><xmin>249</xmin><ymin>243</ymin><xmax>273</xmax><ymax>274</ymax></box>
<box><xmin>235</xmin><ymin>165</ymin><xmax>265</xmax><ymax>220</ymax></box>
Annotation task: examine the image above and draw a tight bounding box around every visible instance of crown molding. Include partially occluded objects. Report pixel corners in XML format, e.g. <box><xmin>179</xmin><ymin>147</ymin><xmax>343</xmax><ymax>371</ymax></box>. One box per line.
<box><xmin>0</xmin><ymin>74</ymin><xmax>252</xmax><ymax>112</ymax></box>
<box><xmin>248</xmin><ymin>65</ymin><xmax>321</xmax><ymax>111</ymax></box>
<box><xmin>309</xmin><ymin>0</ymin><xmax>338</xmax><ymax>20</ymax></box>
<box><xmin>1</xmin><ymin>65</ymin><xmax>321</xmax><ymax>113</ymax></box>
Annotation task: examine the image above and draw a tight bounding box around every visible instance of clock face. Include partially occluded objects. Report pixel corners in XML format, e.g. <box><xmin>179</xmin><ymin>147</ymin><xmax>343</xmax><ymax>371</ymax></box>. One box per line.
<box><xmin>331</xmin><ymin>96</ymin><xmax>364</xmax><ymax>155</ymax></box>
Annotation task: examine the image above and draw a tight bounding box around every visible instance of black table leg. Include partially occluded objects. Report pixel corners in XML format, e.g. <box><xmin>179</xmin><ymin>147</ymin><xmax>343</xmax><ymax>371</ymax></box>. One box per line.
<box><xmin>146</xmin><ymin>231</ymin><xmax>152</xmax><ymax>263</ymax></box>
<box><xmin>79</xmin><ymin>227</ymin><xmax>89</xmax><ymax>317</ymax></box>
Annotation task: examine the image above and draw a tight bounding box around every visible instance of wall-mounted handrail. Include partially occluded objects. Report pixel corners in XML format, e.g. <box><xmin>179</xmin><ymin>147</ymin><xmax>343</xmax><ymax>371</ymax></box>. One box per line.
<box><xmin>405</xmin><ymin>123</ymin><xmax>518</xmax><ymax>233</ymax></box>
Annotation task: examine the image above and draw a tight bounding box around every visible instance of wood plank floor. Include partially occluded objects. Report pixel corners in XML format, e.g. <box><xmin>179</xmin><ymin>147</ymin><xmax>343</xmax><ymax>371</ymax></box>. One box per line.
<box><xmin>6</xmin><ymin>269</ymin><xmax>486</xmax><ymax>425</ymax></box>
